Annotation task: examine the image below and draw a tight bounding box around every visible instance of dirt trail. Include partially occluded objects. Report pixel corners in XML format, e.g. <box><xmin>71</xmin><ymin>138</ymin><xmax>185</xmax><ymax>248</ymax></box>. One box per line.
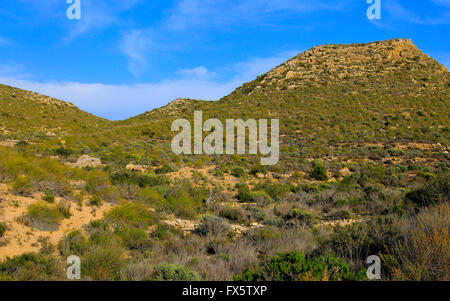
<box><xmin>0</xmin><ymin>184</ymin><xmax>114</xmax><ymax>260</ymax></box>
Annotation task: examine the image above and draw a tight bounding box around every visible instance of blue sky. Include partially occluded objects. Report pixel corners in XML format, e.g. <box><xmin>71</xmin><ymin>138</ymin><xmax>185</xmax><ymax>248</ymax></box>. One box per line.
<box><xmin>0</xmin><ymin>0</ymin><xmax>449</xmax><ymax>120</ymax></box>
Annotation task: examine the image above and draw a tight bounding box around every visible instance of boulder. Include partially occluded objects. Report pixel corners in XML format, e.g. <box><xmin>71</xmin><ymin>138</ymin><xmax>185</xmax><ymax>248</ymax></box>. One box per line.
<box><xmin>74</xmin><ymin>155</ymin><xmax>102</xmax><ymax>168</ymax></box>
<box><xmin>126</xmin><ymin>164</ymin><xmax>145</xmax><ymax>173</ymax></box>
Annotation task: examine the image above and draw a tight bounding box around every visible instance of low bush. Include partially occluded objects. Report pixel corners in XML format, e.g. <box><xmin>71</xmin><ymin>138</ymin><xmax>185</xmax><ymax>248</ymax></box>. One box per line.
<box><xmin>111</xmin><ymin>171</ymin><xmax>169</xmax><ymax>188</ymax></box>
<box><xmin>253</xmin><ymin>183</ymin><xmax>292</xmax><ymax>202</ymax></box>
<box><xmin>0</xmin><ymin>253</ymin><xmax>64</xmax><ymax>280</ymax></box>
<box><xmin>115</xmin><ymin>226</ymin><xmax>150</xmax><ymax>250</ymax></box>
<box><xmin>58</xmin><ymin>230</ymin><xmax>88</xmax><ymax>257</ymax></box>
<box><xmin>246</xmin><ymin>206</ymin><xmax>267</xmax><ymax>221</ymax></box>
<box><xmin>219</xmin><ymin>206</ymin><xmax>247</xmax><ymax>222</ymax></box>
<box><xmin>236</xmin><ymin>184</ymin><xmax>251</xmax><ymax>202</ymax></box>
<box><xmin>284</xmin><ymin>208</ymin><xmax>317</xmax><ymax>226</ymax></box>
<box><xmin>249</xmin><ymin>191</ymin><xmax>273</xmax><ymax>204</ymax></box>
<box><xmin>315</xmin><ymin>216</ymin><xmax>402</xmax><ymax>269</ymax></box>
<box><xmin>156</xmin><ymin>163</ymin><xmax>179</xmax><ymax>174</ymax></box>
<box><xmin>42</xmin><ymin>190</ymin><xmax>55</xmax><ymax>203</ymax></box>
<box><xmin>26</xmin><ymin>202</ymin><xmax>66</xmax><ymax>230</ymax></box>
<box><xmin>89</xmin><ymin>195</ymin><xmax>102</xmax><ymax>207</ymax></box>
<box><xmin>151</xmin><ymin>263</ymin><xmax>201</xmax><ymax>281</ymax></box>
<box><xmin>406</xmin><ymin>173</ymin><xmax>449</xmax><ymax>207</ymax></box>
<box><xmin>196</xmin><ymin>215</ymin><xmax>231</xmax><ymax>237</ymax></box>
<box><xmin>250</xmin><ymin>164</ymin><xmax>267</xmax><ymax>176</ymax></box>
<box><xmin>310</xmin><ymin>160</ymin><xmax>328</xmax><ymax>181</ymax></box>
<box><xmin>12</xmin><ymin>175</ymin><xmax>33</xmax><ymax>196</ymax></box>
<box><xmin>105</xmin><ymin>202</ymin><xmax>155</xmax><ymax>229</ymax></box>
<box><xmin>82</xmin><ymin>243</ymin><xmax>126</xmax><ymax>280</ymax></box>
<box><xmin>234</xmin><ymin>251</ymin><xmax>366</xmax><ymax>281</ymax></box>
<box><xmin>231</xmin><ymin>167</ymin><xmax>246</xmax><ymax>178</ymax></box>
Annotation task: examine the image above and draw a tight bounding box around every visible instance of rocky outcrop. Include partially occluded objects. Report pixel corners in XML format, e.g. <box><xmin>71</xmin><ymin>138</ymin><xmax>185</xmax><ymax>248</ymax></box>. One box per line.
<box><xmin>74</xmin><ymin>155</ymin><xmax>102</xmax><ymax>168</ymax></box>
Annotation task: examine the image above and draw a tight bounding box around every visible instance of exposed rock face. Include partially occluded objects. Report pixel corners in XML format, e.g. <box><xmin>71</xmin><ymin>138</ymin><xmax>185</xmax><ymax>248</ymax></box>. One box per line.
<box><xmin>74</xmin><ymin>155</ymin><xmax>102</xmax><ymax>168</ymax></box>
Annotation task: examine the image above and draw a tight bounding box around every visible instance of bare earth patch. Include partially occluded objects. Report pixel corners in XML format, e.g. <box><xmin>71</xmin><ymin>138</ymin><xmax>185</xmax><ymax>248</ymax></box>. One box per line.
<box><xmin>0</xmin><ymin>183</ymin><xmax>114</xmax><ymax>260</ymax></box>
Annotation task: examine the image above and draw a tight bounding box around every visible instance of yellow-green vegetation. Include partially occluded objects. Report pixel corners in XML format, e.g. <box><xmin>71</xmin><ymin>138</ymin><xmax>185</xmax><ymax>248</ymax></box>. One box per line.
<box><xmin>105</xmin><ymin>202</ymin><xmax>155</xmax><ymax>228</ymax></box>
<box><xmin>0</xmin><ymin>84</ymin><xmax>109</xmax><ymax>141</ymax></box>
<box><xmin>26</xmin><ymin>201</ymin><xmax>70</xmax><ymax>230</ymax></box>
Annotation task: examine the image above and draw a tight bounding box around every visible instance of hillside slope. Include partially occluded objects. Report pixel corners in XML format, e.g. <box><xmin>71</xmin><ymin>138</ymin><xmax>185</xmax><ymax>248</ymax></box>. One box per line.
<box><xmin>0</xmin><ymin>84</ymin><xmax>110</xmax><ymax>141</ymax></box>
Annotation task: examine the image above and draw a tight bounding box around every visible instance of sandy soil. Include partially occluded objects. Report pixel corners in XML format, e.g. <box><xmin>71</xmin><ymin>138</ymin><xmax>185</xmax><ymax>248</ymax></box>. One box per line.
<box><xmin>0</xmin><ymin>184</ymin><xmax>114</xmax><ymax>260</ymax></box>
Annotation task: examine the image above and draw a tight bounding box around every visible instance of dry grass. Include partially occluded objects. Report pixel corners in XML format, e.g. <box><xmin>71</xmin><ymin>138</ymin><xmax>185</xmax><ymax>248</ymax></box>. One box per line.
<box><xmin>390</xmin><ymin>203</ymin><xmax>449</xmax><ymax>280</ymax></box>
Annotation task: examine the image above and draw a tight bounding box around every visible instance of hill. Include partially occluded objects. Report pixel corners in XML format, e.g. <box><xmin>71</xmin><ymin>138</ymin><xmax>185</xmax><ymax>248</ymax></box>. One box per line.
<box><xmin>0</xmin><ymin>84</ymin><xmax>110</xmax><ymax>142</ymax></box>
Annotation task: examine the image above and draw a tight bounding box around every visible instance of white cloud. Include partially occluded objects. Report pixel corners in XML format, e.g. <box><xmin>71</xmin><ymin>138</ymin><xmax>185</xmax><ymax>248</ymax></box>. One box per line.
<box><xmin>17</xmin><ymin>0</ymin><xmax>143</xmax><ymax>41</ymax></box>
<box><xmin>120</xmin><ymin>30</ymin><xmax>152</xmax><ymax>76</ymax></box>
<box><xmin>176</xmin><ymin>66</ymin><xmax>217</xmax><ymax>79</ymax></box>
<box><xmin>0</xmin><ymin>51</ymin><xmax>298</xmax><ymax>120</ymax></box>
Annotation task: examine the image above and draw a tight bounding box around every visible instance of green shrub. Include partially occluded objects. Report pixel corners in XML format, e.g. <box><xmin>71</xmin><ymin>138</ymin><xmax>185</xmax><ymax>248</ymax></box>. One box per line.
<box><xmin>0</xmin><ymin>252</ymin><xmax>64</xmax><ymax>280</ymax></box>
<box><xmin>85</xmin><ymin>170</ymin><xmax>110</xmax><ymax>195</ymax></box>
<box><xmin>89</xmin><ymin>195</ymin><xmax>102</xmax><ymax>207</ymax></box>
<box><xmin>156</xmin><ymin>163</ymin><xmax>179</xmax><ymax>174</ymax></box>
<box><xmin>12</xmin><ymin>175</ymin><xmax>33</xmax><ymax>196</ymax></box>
<box><xmin>219</xmin><ymin>206</ymin><xmax>246</xmax><ymax>222</ymax></box>
<box><xmin>250</xmin><ymin>164</ymin><xmax>267</xmax><ymax>176</ymax></box>
<box><xmin>231</xmin><ymin>167</ymin><xmax>246</xmax><ymax>178</ymax></box>
<box><xmin>164</xmin><ymin>181</ymin><xmax>207</xmax><ymax>218</ymax></box>
<box><xmin>54</xmin><ymin>147</ymin><xmax>73</xmax><ymax>157</ymax></box>
<box><xmin>151</xmin><ymin>223</ymin><xmax>183</xmax><ymax>240</ymax></box>
<box><xmin>139</xmin><ymin>187</ymin><xmax>165</xmax><ymax>207</ymax></box>
<box><xmin>214</xmin><ymin>169</ymin><xmax>224</xmax><ymax>177</ymax></box>
<box><xmin>58</xmin><ymin>230</ymin><xmax>88</xmax><ymax>257</ymax></box>
<box><xmin>247</xmin><ymin>206</ymin><xmax>267</xmax><ymax>221</ymax></box>
<box><xmin>57</xmin><ymin>200</ymin><xmax>71</xmax><ymax>219</ymax></box>
<box><xmin>310</xmin><ymin>160</ymin><xmax>328</xmax><ymax>181</ymax></box>
<box><xmin>236</xmin><ymin>183</ymin><xmax>251</xmax><ymax>202</ymax></box>
<box><xmin>406</xmin><ymin>174</ymin><xmax>449</xmax><ymax>207</ymax></box>
<box><xmin>27</xmin><ymin>202</ymin><xmax>65</xmax><ymax>229</ymax></box>
<box><xmin>284</xmin><ymin>208</ymin><xmax>316</xmax><ymax>226</ymax></box>
<box><xmin>42</xmin><ymin>190</ymin><xmax>55</xmax><ymax>203</ymax></box>
<box><xmin>262</xmin><ymin>217</ymin><xmax>286</xmax><ymax>227</ymax></box>
<box><xmin>106</xmin><ymin>202</ymin><xmax>155</xmax><ymax>229</ymax></box>
<box><xmin>249</xmin><ymin>191</ymin><xmax>273</xmax><ymax>204</ymax></box>
<box><xmin>253</xmin><ymin>183</ymin><xmax>292</xmax><ymax>202</ymax></box>
<box><xmin>234</xmin><ymin>251</ymin><xmax>366</xmax><ymax>281</ymax></box>
<box><xmin>110</xmin><ymin>171</ymin><xmax>168</xmax><ymax>188</ymax></box>
<box><xmin>115</xmin><ymin>226</ymin><xmax>150</xmax><ymax>250</ymax></box>
<box><xmin>83</xmin><ymin>244</ymin><xmax>126</xmax><ymax>280</ymax></box>
<box><xmin>316</xmin><ymin>217</ymin><xmax>402</xmax><ymax>267</ymax></box>
<box><xmin>151</xmin><ymin>263</ymin><xmax>201</xmax><ymax>281</ymax></box>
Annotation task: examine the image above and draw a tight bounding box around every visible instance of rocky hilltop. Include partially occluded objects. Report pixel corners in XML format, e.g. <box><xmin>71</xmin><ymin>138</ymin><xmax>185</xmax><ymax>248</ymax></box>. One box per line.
<box><xmin>233</xmin><ymin>39</ymin><xmax>448</xmax><ymax>96</ymax></box>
